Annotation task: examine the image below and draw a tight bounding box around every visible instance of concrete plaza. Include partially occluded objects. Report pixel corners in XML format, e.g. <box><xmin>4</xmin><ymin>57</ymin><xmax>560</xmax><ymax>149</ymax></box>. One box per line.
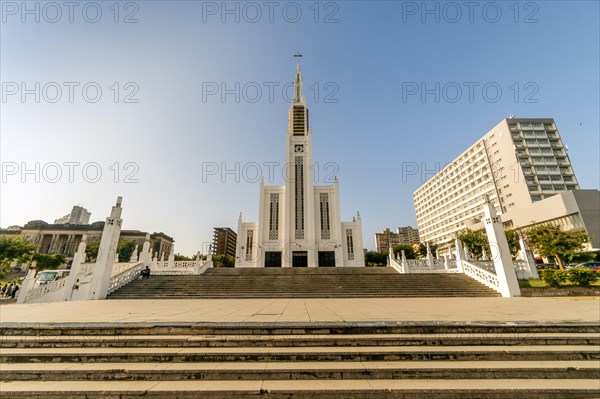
<box><xmin>1</xmin><ymin>297</ymin><xmax>598</xmax><ymax>324</ymax></box>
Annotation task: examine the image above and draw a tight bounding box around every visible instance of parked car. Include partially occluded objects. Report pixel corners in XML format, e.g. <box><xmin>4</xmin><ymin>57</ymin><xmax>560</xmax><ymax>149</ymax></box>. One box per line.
<box><xmin>535</xmin><ymin>263</ymin><xmax>557</xmax><ymax>270</ymax></box>
<box><xmin>572</xmin><ymin>262</ymin><xmax>600</xmax><ymax>271</ymax></box>
<box><xmin>34</xmin><ymin>270</ymin><xmax>70</xmax><ymax>288</ymax></box>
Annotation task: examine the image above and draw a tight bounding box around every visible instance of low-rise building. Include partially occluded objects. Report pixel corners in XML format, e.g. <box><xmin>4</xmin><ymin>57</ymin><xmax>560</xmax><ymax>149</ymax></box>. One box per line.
<box><xmin>5</xmin><ymin>221</ymin><xmax>174</xmax><ymax>259</ymax></box>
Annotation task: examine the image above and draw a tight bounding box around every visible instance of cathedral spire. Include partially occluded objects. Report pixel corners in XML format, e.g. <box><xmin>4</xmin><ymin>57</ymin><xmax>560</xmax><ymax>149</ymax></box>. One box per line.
<box><xmin>293</xmin><ymin>52</ymin><xmax>304</xmax><ymax>104</ymax></box>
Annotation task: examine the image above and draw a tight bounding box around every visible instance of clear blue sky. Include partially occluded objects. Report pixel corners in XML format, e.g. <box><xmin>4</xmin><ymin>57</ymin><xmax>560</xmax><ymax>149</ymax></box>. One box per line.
<box><xmin>1</xmin><ymin>1</ymin><xmax>599</xmax><ymax>254</ymax></box>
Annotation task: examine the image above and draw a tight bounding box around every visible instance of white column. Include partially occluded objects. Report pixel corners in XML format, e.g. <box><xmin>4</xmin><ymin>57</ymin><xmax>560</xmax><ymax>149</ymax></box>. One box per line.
<box><xmin>444</xmin><ymin>255</ymin><xmax>450</xmax><ymax>270</ymax></box>
<box><xmin>354</xmin><ymin>212</ymin><xmax>365</xmax><ymax>267</ymax></box>
<box><xmin>401</xmin><ymin>250</ymin><xmax>407</xmax><ymax>272</ymax></box>
<box><xmin>193</xmin><ymin>251</ymin><xmax>203</xmax><ymax>274</ymax></box>
<box><xmin>168</xmin><ymin>247</ymin><xmax>175</xmax><ymax>269</ymax></box>
<box><xmin>130</xmin><ymin>245</ymin><xmax>139</xmax><ymax>262</ymax></box>
<box><xmin>519</xmin><ymin>232</ymin><xmax>539</xmax><ymax>279</ymax></box>
<box><xmin>482</xmin><ymin>201</ymin><xmax>521</xmax><ymax>297</ymax></box>
<box><xmin>426</xmin><ymin>242</ymin><xmax>434</xmax><ymax>268</ymax></box>
<box><xmin>455</xmin><ymin>238</ymin><xmax>464</xmax><ymax>273</ymax></box>
<box><xmin>88</xmin><ymin>197</ymin><xmax>123</xmax><ymax>300</ymax></box>
<box><xmin>206</xmin><ymin>246</ymin><xmax>213</xmax><ymax>268</ymax></box>
<box><xmin>16</xmin><ymin>268</ymin><xmax>37</xmax><ymax>304</ymax></box>
<box><xmin>63</xmin><ymin>240</ymin><xmax>87</xmax><ymax>301</ymax></box>
<box><xmin>140</xmin><ymin>235</ymin><xmax>151</xmax><ymax>266</ymax></box>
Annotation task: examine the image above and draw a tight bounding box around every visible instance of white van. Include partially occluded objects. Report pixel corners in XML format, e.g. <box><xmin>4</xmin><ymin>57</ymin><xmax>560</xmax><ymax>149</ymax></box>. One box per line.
<box><xmin>34</xmin><ymin>270</ymin><xmax>70</xmax><ymax>288</ymax></box>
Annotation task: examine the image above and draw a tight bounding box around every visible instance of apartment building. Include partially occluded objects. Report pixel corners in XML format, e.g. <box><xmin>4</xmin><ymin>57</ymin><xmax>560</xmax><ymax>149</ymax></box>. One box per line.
<box><xmin>414</xmin><ymin>118</ymin><xmax>586</xmax><ymax>249</ymax></box>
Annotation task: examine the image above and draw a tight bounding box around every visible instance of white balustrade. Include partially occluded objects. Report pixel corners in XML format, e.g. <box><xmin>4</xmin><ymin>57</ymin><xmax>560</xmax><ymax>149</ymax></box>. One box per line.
<box><xmin>25</xmin><ymin>276</ymin><xmax>68</xmax><ymax>301</ymax></box>
<box><xmin>389</xmin><ymin>257</ymin><xmax>405</xmax><ymax>274</ymax></box>
<box><xmin>469</xmin><ymin>260</ymin><xmax>496</xmax><ymax>274</ymax></box>
<box><xmin>462</xmin><ymin>260</ymin><xmax>501</xmax><ymax>293</ymax></box>
<box><xmin>153</xmin><ymin>260</ymin><xmax>207</xmax><ymax>275</ymax></box>
<box><xmin>107</xmin><ymin>262</ymin><xmax>144</xmax><ymax>294</ymax></box>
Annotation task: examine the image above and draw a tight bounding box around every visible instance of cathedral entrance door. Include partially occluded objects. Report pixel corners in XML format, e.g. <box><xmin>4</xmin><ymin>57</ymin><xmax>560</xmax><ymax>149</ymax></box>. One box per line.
<box><xmin>292</xmin><ymin>251</ymin><xmax>308</xmax><ymax>267</ymax></box>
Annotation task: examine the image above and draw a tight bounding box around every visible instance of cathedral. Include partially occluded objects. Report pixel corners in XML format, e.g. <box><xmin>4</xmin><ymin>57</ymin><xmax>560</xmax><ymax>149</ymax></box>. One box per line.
<box><xmin>235</xmin><ymin>61</ymin><xmax>365</xmax><ymax>267</ymax></box>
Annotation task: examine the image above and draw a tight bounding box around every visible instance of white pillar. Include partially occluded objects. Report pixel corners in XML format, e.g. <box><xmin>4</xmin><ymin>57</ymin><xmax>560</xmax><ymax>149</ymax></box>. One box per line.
<box><xmin>130</xmin><ymin>245</ymin><xmax>139</xmax><ymax>262</ymax></box>
<box><xmin>63</xmin><ymin>240</ymin><xmax>87</xmax><ymax>301</ymax></box>
<box><xmin>482</xmin><ymin>250</ymin><xmax>489</xmax><ymax>261</ymax></box>
<box><xmin>463</xmin><ymin>247</ymin><xmax>471</xmax><ymax>261</ymax></box>
<box><xmin>206</xmin><ymin>245</ymin><xmax>213</xmax><ymax>268</ymax></box>
<box><xmin>193</xmin><ymin>251</ymin><xmax>203</xmax><ymax>274</ymax></box>
<box><xmin>519</xmin><ymin>232</ymin><xmax>539</xmax><ymax>279</ymax></box>
<box><xmin>168</xmin><ymin>246</ymin><xmax>175</xmax><ymax>269</ymax></box>
<box><xmin>483</xmin><ymin>200</ymin><xmax>521</xmax><ymax>297</ymax></box>
<box><xmin>455</xmin><ymin>239</ymin><xmax>464</xmax><ymax>273</ymax></box>
<box><xmin>88</xmin><ymin>197</ymin><xmax>123</xmax><ymax>300</ymax></box>
<box><xmin>444</xmin><ymin>255</ymin><xmax>449</xmax><ymax>270</ymax></box>
<box><xmin>16</xmin><ymin>268</ymin><xmax>37</xmax><ymax>304</ymax></box>
<box><xmin>401</xmin><ymin>250</ymin><xmax>407</xmax><ymax>271</ymax></box>
<box><xmin>426</xmin><ymin>242</ymin><xmax>434</xmax><ymax>269</ymax></box>
<box><xmin>140</xmin><ymin>235</ymin><xmax>151</xmax><ymax>266</ymax></box>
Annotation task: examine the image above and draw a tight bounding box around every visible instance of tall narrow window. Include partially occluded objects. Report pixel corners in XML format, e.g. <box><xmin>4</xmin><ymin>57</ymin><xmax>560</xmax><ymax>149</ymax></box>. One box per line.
<box><xmin>320</xmin><ymin>193</ymin><xmax>330</xmax><ymax>239</ymax></box>
<box><xmin>295</xmin><ymin>156</ymin><xmax>304</xmax><ymax>239</ymax></box>
<box><xmin>269</xmin><ymin>193</ymin><xmax>279</xmax><ymax>240</ymax></box>
<box><xmin>346</xmin><ymin>229</ymin><xmax>354</xmax><ymax>260</ymax></box>
<box><xmin>245</xmin><ymin>230</ymin><xmax>253</xmax><ymax>261</ymax></box>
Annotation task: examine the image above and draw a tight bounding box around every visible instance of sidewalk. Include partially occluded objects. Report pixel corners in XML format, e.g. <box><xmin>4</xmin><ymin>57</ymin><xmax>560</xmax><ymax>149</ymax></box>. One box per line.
<box><xmin>1</xmin><ymin>297</ymin><xmax>598</xmax><ymax>324</ymax></box>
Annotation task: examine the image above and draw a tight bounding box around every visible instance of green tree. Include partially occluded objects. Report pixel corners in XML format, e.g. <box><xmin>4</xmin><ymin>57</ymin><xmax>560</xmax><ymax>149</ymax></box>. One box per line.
<box><xmin>175</xmin><ymin>254</ymin><xmax>192</xmax><ymax>261</ymax></box>
<box><xmin>458</xmin><ymin>229</ymin><xmax>489</xmax><ymax>260</ymax></box>
<box><xmin>212</xmin><ymin>254</ymin><xmax>235</xmax><ymax>268</ymax></box>
<box><xmin>117</xmin><ymin>240</ymin><xmax>137</xmax><ymax>262</ymax></box>
<box><xmin>525</xmin><ymin>225</ymin><xmax>589</xmax><ymax>269</ymax></box>
<box><xmin>85</xmin><ymin>240</ymin><xmax>101</xmax><ymax>262</ymax></box>
<box><xmin>0</xmin><ymin>236</ymin><xmax>35</xmax><ymax>278</ymax></box>
<box><xmin>392</xmin><ymin>245</ymin><xmax>416</xmax><ymax>259</ymax></box>
<box><xmin>417</xmin><ymin>242</ymin><xmax>438</xmax><ymax>259</ymax></box>
<box><xmin>505</xmin><ymin>230</ymin><xmax>521</xmax><ymax>258</ymax></box>
<box><xmin>29</xmin><ymin>253</ymin><xmax>66</xmax><ymax>270</ymax></box>
<box><xmin>364</xmin><ymin>251</ymin><xmax>388</xmax><ymax>266</ymax></box>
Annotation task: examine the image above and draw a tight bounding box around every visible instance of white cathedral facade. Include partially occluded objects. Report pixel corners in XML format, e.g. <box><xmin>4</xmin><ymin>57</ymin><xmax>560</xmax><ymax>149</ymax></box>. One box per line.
<box><xmin>235</xmin><ymin>63</ymin><xmax>365</xmax><ymax>268</ymax></box>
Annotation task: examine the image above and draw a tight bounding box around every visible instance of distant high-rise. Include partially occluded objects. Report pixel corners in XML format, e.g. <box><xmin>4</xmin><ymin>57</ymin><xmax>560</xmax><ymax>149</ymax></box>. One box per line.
<box><xmin>375</xmin><ymin>226</ymin><xmax>420</xmax><ymax>252</ymax></box>
<box><xmin>54</xmin><ymin>205</ymin><xmax>91</xmax><ymax>225</ymax></box>
<box><xmin>375</xmin><ymin>228</ymin><xmax>400</xmax><ymax>252</ymax></box>
<box><xmin>212</xmin><ymin>227</ymin><xmax>237</xmax><ymax>258</ymax></box>
<box><xmin>397</xmin><ymin>226</ymin><xmax>420</xmax><ymax>246</ymax></box>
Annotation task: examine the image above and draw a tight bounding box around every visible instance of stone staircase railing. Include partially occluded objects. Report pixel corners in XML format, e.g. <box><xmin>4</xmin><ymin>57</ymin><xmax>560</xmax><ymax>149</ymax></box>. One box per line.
<box><xmin>153</xmin><ymin>260</ymin><xmax>210</xmax><ymax>275</ymax></box>
<box><xmin>388</xmin><ymin>256</ymin><xmax>406</xmax><ymax>274</ymax></box>
<box><xmin>25</xmin><ymin>276</ymin><xmax>69</xmax><ymax>302</ymax></box>
<box><xmin>462</xmin><ymin>260</ymin><xmax>501</xmax><ymax>293</ymax></box>
<box><xmin>107</xmin><ymin>262</ymin><xmax>144</xmax><ymax>295</ymax></box>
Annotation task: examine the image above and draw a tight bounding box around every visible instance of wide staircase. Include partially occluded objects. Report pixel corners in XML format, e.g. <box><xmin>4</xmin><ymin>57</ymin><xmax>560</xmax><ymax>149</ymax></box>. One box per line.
<box><xmin>0</xmin><ymin>322</ymin><xmax>598</xmax><ymax>398</ymax></box>
<box><xmin>108</xmin><ymin>267</ymin><xmax>500</xmax><ymax>299</ymax></box>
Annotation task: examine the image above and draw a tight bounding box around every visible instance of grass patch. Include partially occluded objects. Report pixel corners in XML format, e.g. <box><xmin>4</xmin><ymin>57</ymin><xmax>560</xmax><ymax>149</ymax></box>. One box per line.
<box><xmin>519</xmin><ymin>279</ymin><xmax>600</xmax><ymax>288</ymax></box>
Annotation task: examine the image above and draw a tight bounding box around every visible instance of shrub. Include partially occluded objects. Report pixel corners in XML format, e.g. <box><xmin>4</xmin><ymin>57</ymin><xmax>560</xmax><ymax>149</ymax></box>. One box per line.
<box><xmin>540</xmin><ymin>269</ymin><xmax>568</xmax><ymax>287</ymax></box>
<box><xmin>567</xmin><ymin>268</ymin><xmax>599</xmax><ymax>287</ymax></box>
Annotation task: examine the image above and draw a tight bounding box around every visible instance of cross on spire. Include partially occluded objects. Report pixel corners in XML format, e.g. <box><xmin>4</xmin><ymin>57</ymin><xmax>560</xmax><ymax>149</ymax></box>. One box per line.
<box><xmin>292</xmin><ymin>52</ymin><xmax>304</xmax><ymax>104</ymax></box>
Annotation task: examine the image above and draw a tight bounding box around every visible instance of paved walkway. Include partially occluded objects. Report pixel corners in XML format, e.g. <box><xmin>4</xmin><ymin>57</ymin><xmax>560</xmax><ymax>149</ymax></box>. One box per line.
<box><xmin>1</xmin><ymin>297</ymin><xmax>598</xmax><ymax>324</ymax></box>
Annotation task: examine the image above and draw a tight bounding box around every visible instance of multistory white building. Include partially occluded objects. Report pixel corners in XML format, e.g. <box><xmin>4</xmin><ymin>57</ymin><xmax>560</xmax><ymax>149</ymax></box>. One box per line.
<box><xmin>413</xmin><ymin>118</ymin><xmax>595</xmax><ymax>250</ymax></box>
<box><xmin>236</xmin><ymin>62</ymin><xmax>365</xmax><ymax>267</ymax></box>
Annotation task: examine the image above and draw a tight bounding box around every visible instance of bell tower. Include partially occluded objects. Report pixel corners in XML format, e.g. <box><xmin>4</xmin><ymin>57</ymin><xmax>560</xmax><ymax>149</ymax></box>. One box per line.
<box><xmin>284</xmin><ymin>54</ymin><xmax>316</xmax><ymax>267</ymax></box>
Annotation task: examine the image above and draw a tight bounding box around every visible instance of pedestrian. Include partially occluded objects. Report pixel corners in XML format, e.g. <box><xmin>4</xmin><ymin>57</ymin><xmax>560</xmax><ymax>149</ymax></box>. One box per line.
<box><xmin>10</xmin><ymin>284</ymin><xmax>19</xmax><ymax>299</ymax></box>
<box><xmin>0</xmin><ymin>284</ymin><xmax>6</xmax><ymax>297</ymax></box>
<box><xmin>5</xmin><ymin>283</ymin><xmax>14</xmax><ymax>298</ymax></box>
<box><xmin>141</xmin><ymin>266</ymin><xmax>151</xmax><ymax>279</ymax></box>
